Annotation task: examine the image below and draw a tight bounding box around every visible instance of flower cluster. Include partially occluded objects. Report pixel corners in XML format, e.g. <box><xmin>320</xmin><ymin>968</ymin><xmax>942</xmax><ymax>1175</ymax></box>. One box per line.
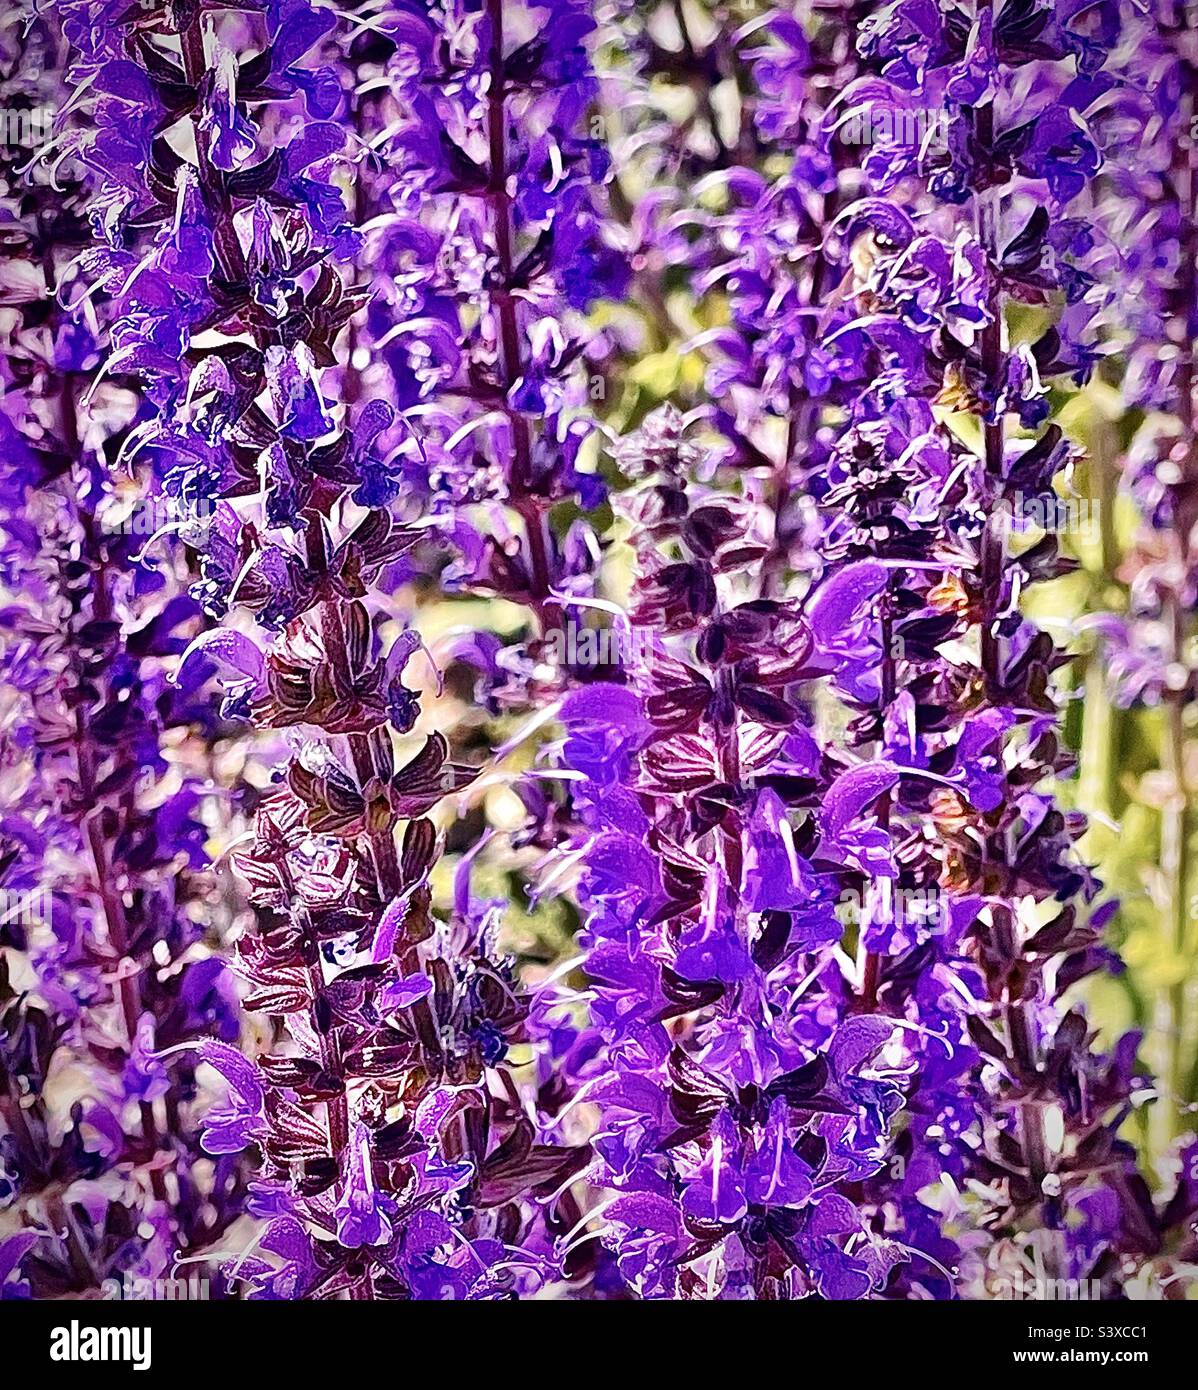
<box><xmin>542</xmin><ymin>0</ymin><xmax>1193</xmax><ymax>1301</ymax></box>
<box><xmin>552</xmin><ymin>406</ymin><xmax>930</xmax><ymax>1298</ymax></box>
<box><xmin>1088</xmin><ymin>0</ymin><xmax>1198</xmax><ymax>1190</ymax></box>
<box><xmin>31</xmin><ymin>0</ymin><xmax>620</xmax><ymax>1300</ymax></box>
<box><xmin>0</xmin><ymin>2</ymin><xmax>243</xmax><ymax>1299</ymax></box>
<box><xmin>3</xmin><ymin>0</ymin><xmax>1196</xmax><ymax>1304</ymax></box>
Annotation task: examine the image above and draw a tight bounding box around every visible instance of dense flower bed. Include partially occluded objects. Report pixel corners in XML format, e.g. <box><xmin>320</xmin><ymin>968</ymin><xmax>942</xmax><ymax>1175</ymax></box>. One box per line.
<box><xmin>1</xmin><ymin>0</ymin><xmax>1196</xmax><ymax>1301</ymax></box>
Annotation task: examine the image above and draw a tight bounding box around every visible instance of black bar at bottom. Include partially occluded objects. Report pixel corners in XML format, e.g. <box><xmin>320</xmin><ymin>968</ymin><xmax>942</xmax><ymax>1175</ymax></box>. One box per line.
<box><xmin>0</xmin><ymin>1295</ymin><xmax>1183</xmax><ymax>1380</ymax></box>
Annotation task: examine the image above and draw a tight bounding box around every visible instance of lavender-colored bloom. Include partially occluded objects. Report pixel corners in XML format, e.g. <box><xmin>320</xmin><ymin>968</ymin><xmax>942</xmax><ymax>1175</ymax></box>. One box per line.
<box><xmin>4</xmin><ymin>0</ymin><xmax>1192</xmax><ymax>1306</ymax></box>
<box><xmin>0</xmin><ymin>3</ymin><xmax>244</xmax><ymax>1299</ymax></box>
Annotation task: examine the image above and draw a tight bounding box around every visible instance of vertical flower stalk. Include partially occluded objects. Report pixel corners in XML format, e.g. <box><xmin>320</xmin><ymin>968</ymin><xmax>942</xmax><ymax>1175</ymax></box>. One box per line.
<box><xmin>1094</xmin><ymin>1</ymin><xmax>1198</xmax><ymax>1157</ymax></box>
<box><xmin>1</xmin><ymin>3</ymin><xmax>243</xmax><ymax>1298</ymax></box>
<box><xmin>57</xmin><ymin>0</ymin><xmax>611</xmax><ymax>1297</ymax></box>
<box><xmin>555</xmin><ymin>401</ymin><xmax>928</xmax><ymax>1299</ymax></box>
<box><xmin>1147</xmin><ymin>2</ymin><xmax>1198</xmax><ymax>1152</ymax></box>
<box><xmin>555</xmin><ymin>0</ymin><xmax>1164</xmax><ymax>1301</ymax></box>
<box><xmin>839</xmin><ymin>0</ymin><xmax>1158</xmax><ymax>1289</ymax></box>
<box><xmin>364</xmin><ymin>0</ymin><xmax>622</xmax><ymax>643</ymax></box>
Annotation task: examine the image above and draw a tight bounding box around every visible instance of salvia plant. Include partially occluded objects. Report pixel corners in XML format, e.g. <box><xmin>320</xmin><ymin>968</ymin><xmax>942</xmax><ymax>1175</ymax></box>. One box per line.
<box><xmin>0</xmin><ymin>2</ymin><xmax>244</xmax><ymax>1298</ymax></box>
<box><xmin>0</xmin><ymin>0</ymin><xmax>1196</xmax><ymax>1304</ymax></box>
